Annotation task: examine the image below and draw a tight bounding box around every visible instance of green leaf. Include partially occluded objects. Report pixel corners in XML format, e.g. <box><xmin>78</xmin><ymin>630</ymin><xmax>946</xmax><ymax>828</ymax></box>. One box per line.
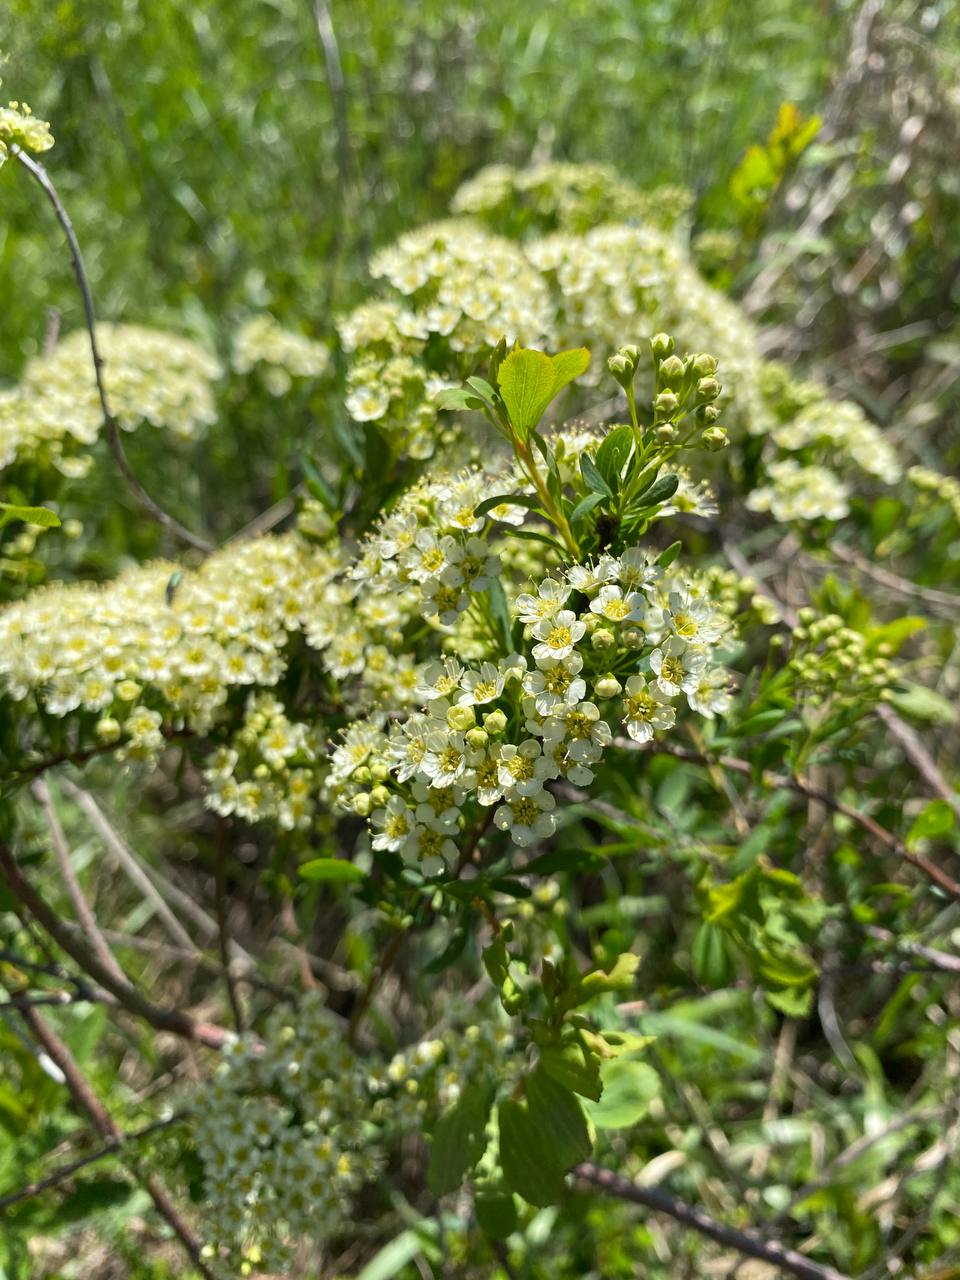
<box><xmin>578</xmin><ymin>952</ymin><xmax>640</xmax><ymax>1000</ymax></box>
<box><xmin>569</xmin><ymin>491</ymin><xmax>606</xmax><ymax>526</ymax></box>
<box><xmin>539</xmin><ymin>1041</ymin><xmax>602</xmax><ymax>1102</ymax></box>
<box><xmin>584</xmin><ymin>1059</ymin><xmax>659</xmax><ymax>1130</ymax></box>
<box><xmin>526</xmin><ymin>1069</ymin><xmax>591</xmax><ymax>1169</ymax></box>
<box><xmin>580</xmin><ymin>452</ymin><xmax>613</xmax><ymax>499</ymax></box>
<box><xmin>594</xmin><ymin>425</ymin><xmax>635</xmax><ymax>488</ymax></box>
<box><xmin>300</xmin><ymin>454</ymin><xmax>336</xmax><ymax>511</ymax></box>
<box><xmin>656</xmin><ymin>540</ymin><xmax>682</xmax><ymax>568</ymax></box>
<box><xmin>434</xmin><ymin>387</ymin><xmax>485</xmax><ymax>412</ymax></box>
<box><xmin>889</xmin><ymin>683</ymin><xmax>958</xmax><ymax>726</ymax></box>
<box><xmin>475</xmin><ymin>1187</ymin><xmax>518</xmax><ymax>1239</ymax></box>
<box><xmin>356</xmin><ymin>1229</ymin><xmax>431</xmax><ymax>1280</ymax></box>
<box><xmin>907</xmin><ymin>800</ymin><xmax>955</xmax><ymax>847</ymax></box>
<box><xmin>298</xmin><ymin>858</ymin><xmax>367</xmax><ymax>884</ymax></box>
<box><xmin>691</xmin><ymin>921</ymin><xmax>734</xmax><ymax>987</ymax></box>
<box><xmin>486</xmin><ymin>577</ymin><xmax>514</xmax><ymax>652</ymax></box>
<box><xmin>524</xmin><ymin>848</ymin><xmax>606</xmax><ymax>875</ymax></box>
<box><xmin>428</xmin><ymin>1082</ymin><xmax>493</xmax><ymax>1195</ymax></box>
<box><xmin>635</xmin><ymin>474</ymin><xmax>679</xmax><ymax>510</ymax></box>
<box><xmin>498</xmin><ymin>1099</ymin><xmax>565</xmax><ymax>1207</ymax></box>
<box><xmin>0</xmin><ymin>502</ymin><xmax>60</xmax><ymax>530</ymax></box>
<box><xmin>474</xmin><ymin>492</ymin><xmax>541</xmax><ymax>518</ymax></box>
<box><xmin>497</xmin><ymin>347</ymin><xmax>590</xmax><ymax>439</ymax></box>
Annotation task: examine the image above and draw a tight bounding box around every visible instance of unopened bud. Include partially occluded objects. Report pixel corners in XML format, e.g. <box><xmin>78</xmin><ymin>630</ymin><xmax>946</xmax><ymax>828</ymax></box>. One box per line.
<box><xmin>370</xmin><ymin>762</ymin><xmax>389</xmax><ymax>781</ymax></box>
<box><xmin>447</xmin><ymin>704</ymin><xmax>476</xmax><ymax>731</ymax></box>
<box><xmin>696</xmin><ymin>377</ymin><xmax>721</xmax><ymax>401</ymax></box>
<box><xmin>700</xmin><ymin>404</ymin><xmax>721</xmax><ymax>422</ymax></box>
<box><xmin>591</xmin><ymin>628</ymin><xmax>615</xmax><ymax>651</ymax></box>
<box><xmin>656</xmin><ymin>423</ymin><xmax>676</xmax><ymax>441</ymax></box>
<box><xmin>618</xmin><ymin>343</ymin><xmax>641</xmax><ymax>365</ymax></box>
<box><xmin>95</xmin><ymin>716</ymin><xmax>121</xmax><ymax>743</ymax></box>
<box><xmin>353</xmin><ymin>793</ymin><xmax>372</xmax><ymax>817</ymax></box>
<box><xmin>594</xmin><ymin>675</ymin><xmax>622</xmax><ymax>698</ymax></box>
<box><xmin>370</xmin><ymin>785</ymin><xmax>390</xmax><ymax>808</ymax></box>
<box><xmin>353</xmin><ymin>766</ymin><xmax>372</xmax><ymax>785</ymax></box>
<box><xmin>692</xmin><ymin>353</ymin><xmax>718</xmax><ymax>377</ymax></box>
<box><xmin>465</xmin><ymin>727</ymin><xmax>489</xmax><ymax>750</ymax></box>
<box><xmin>621</xmin><ymin>627</ymin><xmax>645</xmax><ymax>649</ymax></box>
<box><xmin>651</xmin><ymin>332</ymin><xmax>674</xmax><ymax>358</ymax></box>
<box><xmin>659</xmin><ymin>355</ymin><xmax>686</xmax><ymax>386</ymax></box>
<box><xmin>483</xmin><ymin>709</ymin><xmax>507</xmax><ymax>734</ymax></box>
<box><xmin>654</xmin><ymin>391</ymin><xmax>679</xmax><ymax>416</ymax></box>
<box><xmin>701</xmin><ymin>425</ymin><xmax>728</xmax><ymax>450</ymax></box>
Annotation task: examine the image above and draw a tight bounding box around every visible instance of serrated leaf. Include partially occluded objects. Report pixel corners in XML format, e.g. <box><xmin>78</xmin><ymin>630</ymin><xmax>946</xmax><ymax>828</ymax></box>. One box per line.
<box><xmin>0</xmin><ymin>502</ymin><xmax>60</xmax><ymax>530</ymax></box>
<box><xmin>539</xmin><ymin>1041</ymin><xmax>602</xmax><ymax>1101</ymax></box>
<box><xmin>578</xmin><ymin>952</ymin><xmax>640</xmax><ymax>1000</ymax></box>
<box><xmin>428</xmin><ymin>1082</ymin><xmax>493</xmax><ymax>1195</ymax></box>
<box><xmin>299</xmin><ymin>858</ymin><xmax>367</xmax><ymax>884</ymax></box>
<box><xmin>526</xmin><ymin>1069</ymin><xmax>591</xmax><ymax>1169</ymax></box>
<box><xmin>583</xmin><ymin>1059</ymin><xmax>659</xmax><ymax>1130</ymax></box>
<box><xmin>498</xmin><ymin>347</ymin><xmax>590</xmax><ymax>440</ymax></box>
<box><xmin>434</xmin><ymin>387</ymin><xmax>485</xmax><ymax>411</ymax></box>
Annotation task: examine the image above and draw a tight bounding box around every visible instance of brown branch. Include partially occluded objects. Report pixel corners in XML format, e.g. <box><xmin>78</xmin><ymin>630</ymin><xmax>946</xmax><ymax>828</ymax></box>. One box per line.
<box><xmin>0</xmin><ymin>837</ymin><xmax>229</xmax><ymax>1048</ymax></box>
<box><xmin>11</xmin><ymin>145</ymin><xmax>211</xmax><ymax>553</ymax></box>
<box><xmin>614</xmin><ymin>738</ymin><xmax>960</xmax><ymax>903</ymax></box>
<box><xmin>574</xmin><ymin>1161</ymin><xmax>853</xmax><ymax>1280</ymax></box>
<box><xmin>5</xmin><ymin>725</ymin><xmax>195</xmax><ymax>788</ymax></box>
<box><xmin>11</xmin><ymin>998</ymin><xmax>213</xmax><ymax>1277</ymax></box>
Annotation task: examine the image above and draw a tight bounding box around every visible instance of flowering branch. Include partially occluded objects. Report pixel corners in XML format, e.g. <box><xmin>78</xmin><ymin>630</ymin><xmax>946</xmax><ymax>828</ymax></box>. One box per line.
<box><xmin>10</xmin><ymin>144</ymin><xmax>212</xmax><ymax>553</ymax></box>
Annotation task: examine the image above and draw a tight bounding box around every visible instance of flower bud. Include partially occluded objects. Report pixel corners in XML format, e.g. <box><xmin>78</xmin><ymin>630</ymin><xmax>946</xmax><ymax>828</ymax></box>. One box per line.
<box><xmin>621</xmin><ymin>627</ymin><xmax>645</xmax><ymax>649</ymax></box>
<box><xmin>655</xmin><ymin>423</ymin><xmax>676</xmax><ymax>441</ymax></box>
<box><xmin>591</xmin><ymin>627</ymin><xmax>615</xmax><ymax>651</ymax></box>
<box><xmin>446</xmin><ymin>705</ymin><xmax>475</xmax><ymax>732</ymax></box>
<box><xmin>607</xmin><ymin>353</ymin><xmax>633</xmax><ymax>387</ymax></box>
<box><xmin>465</xmin><ymin>727</ymin><xmax>489</xmax><ymax>750</ymax></box>
<box><xmin>483</xmin><ymin>709</ymin><xmax>507</xmax><ymax>734</ymax></box>
<box><xmin>692</xmin><ymin>353</ymin><xmax>718</xmax><ymax>377</ymax></box>
<box><xmin>95</xmin><ymin>716</ymin><xmax>121</xmax><ymax>743</ymax></box>
<box><xmin>619</xmin><ymin>343</ymin><xmax>641</xmax><ymax>365</ymax></box>
<box><xmin>594</xmin><ymin>675</ymin><xmax>622</xmax><ymax>698</ymax></box>
<box><xmin>370</xmin><ymin>761</ymin><xmax>390</xmax><ymax>781</ymax></box>
<box><xmin>659</xmin><ymin>355</ymin><xmax>686</xmax><ymax>386</ymax></box>
<box><xmin>654</xmin><ymin>391</ymin><xmax>679</xmax><ymax>416</ymax></box>
<box><xmin>696</xmin><ymin>377</ymin><xmax>721</xmax><ymax>401</ymax></box>
<box><xmin>353</xmin><ymin>766</ymin><xmax>372</xmax><ymax>785</ymax></box>
<box><xmin>370</xmin><ymin>785</ymin><xmax>390</xmax><ymax>808</ymax></box>
<box><xmin>353</xmin><ymin>793</ymin><xmax>372</xmax><ymax>817</ymax></box>
<box><xmin>701</xmin><ymin>425</ymin><xmax>728</xmax><ymax>450</ymax></box>
<box><xmin>651</xmin><ymin>332</ymin><xmax>674</xmax><ymax>357</ymax></box>
<box><xmin>700</xmin><ymin>404</ymin><xmax>721</xmax><ymax>422</ymax></box>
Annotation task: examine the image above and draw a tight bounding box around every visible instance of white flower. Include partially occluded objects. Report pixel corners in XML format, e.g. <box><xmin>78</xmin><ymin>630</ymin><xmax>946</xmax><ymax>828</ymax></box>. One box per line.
<box><xmin>459</xmin><ymin>662</ymin><xmax>506</xmax><ymax>706</ymax></box>
<box><xmin>566</xmin><ymin>559</ymin><xmax>617</xmax><ymax>592</ymax></box>
<box><xmin>514</xmin><ymin>579</ymin><xmax>570</xmax><ymax>624</ymax></box>
<box><xmin>371</xmin><ymin>796</ymin><xmax>417</xmax><ymax>852</ymax></box>
<box><xmin>493</xmin><ymin>790</ymin><xmax>556</xmax><ymax>847</ymax></box>
<box><xmin>687</xmin><ymin>667</ymin><xmax>732</xmax><ymax>719</ymax></box>
<box><xmin>496</xmin><ymin>740</ymin><xmax>557</xmax><ymax>796</ymax></box>
<box><xmin>415</xmin><ymin>658</ymin><xmax>464</xmax><ymax>705</ymax></box>
<box><xmin>400</xmin><ymin>530</ymin><xmax>455</xmax><ymax>582</ymax></box>
<box><xmin>421</xmin><ymin>572</ymin><xmax>468</xmax><ymax>626</ymax></box>
<box><xmin>345</xmin><ymin>384</ymin><xmax>390</xmax><ymax>422</ymax></box>
<box><xmin>648</xmin><ymin>637</ymin><xmax>707</xmax><ymax>697</ymax></box>
<box><xmin>420</xmin><ymin>731</ymin><xmax>475</xmax><ymax>789</ymax></box>
<box><xmin>541</xmin><ymin>701</ymin><xmax>612</xmax><ymax>761</ymax></box>
<box><xmin>523</xmin><ymin>654</ymin><xmax>586</xmax><ymax>714</ymax></box>
<box><xmin>445</xmin><ymin>538</ymin><xmax>500</xmax><ymax>592</ymax></box>
<box><xmin>531</xmin><ymin>610</ymin><xmax>586</xmax><ymax>662</ymax></box>
<box><xmin>621</xmin><ymin>674</ymin><xmax>676</xmax><ymax>743</ymax></box>
<box><xmin>664</xmin><ymin>590</ymin><xmax>723</xmax><ymax>644</ymax></box>
<box><xmin>617</xmin><ymin>548</ymin><xmax>660</xmax><ymax>593</ymax></box>
<box><xmin>588</xmin><ymin>584</ymin><xmax>646</xmax><ymax>623</ymax></box>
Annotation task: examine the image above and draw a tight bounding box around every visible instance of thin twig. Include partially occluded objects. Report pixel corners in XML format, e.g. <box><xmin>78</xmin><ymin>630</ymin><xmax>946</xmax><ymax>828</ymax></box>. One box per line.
<box><xmin>11</xmin><ymin>997</ymin><xmax>213</xmax><ymax>1277</ymax></box>
<box><xmin>214</xmin><ymin>818</ymin><xmax>243</xmax><ymax>1033</ymax></box>
<box><xmin>574</xmin><ymin>1161</ymin><xmax>853</xmax><ymax>1280</ymax></box>
<box><xmin>11</xmin><ymin>145</ymin><xmax>211</xmax><ymax>553</ymax></box>
<box><xmin>0</xmin><ymin>837</ymin><xmax>229</xmax><ymax>1048</ymax></box>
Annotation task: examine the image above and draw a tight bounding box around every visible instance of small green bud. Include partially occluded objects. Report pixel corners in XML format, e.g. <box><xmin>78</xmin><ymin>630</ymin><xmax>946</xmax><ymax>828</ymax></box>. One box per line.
<box><xmin>353</xmin><ymin>793</ymin><xmax>372</xmax><ymax>817</ymax></box>
<box><xmin>483</xmin><ymin>709</ymin><xmax>507</xmax><ymax>734</ymax></box>
<box><xmin>370</xmin><ymin>761</ymin><xmax>390</xmax><ymax>782</ymax></box>
<box><xmin>651</xmin><ymin>332</ymin><xmax>674</xmax><ymax>358</ymax></box>
<box><xmin>370</xmin><ymin>785</ymin><xmax>390</xmax><ymax>808</ymax></box>
<box><xmin>621</xmin><ymin>627</ymin><xmax>645</xmax><ymax>649</ymax></box>
<box><xmin>700</xmin><ymin>404</ymin><xmax>721</xmax><ymax>423</ymax></box>
<box><xmin>659</xmin><ymin>355</ymin><xmax>686</xmax><ymax>386</ymax></box>
<box><xmin>654</xmin><ymin>391</ymin><xmax>680</xmax><ymax>416</ymax></box>
<box><xmin>594</xmin><ymin>675</ymin><xmax>622</xmax><ymax>698</ymax></box>
<box><xmin>656</xmin><ymin>422</ymin><xmax>677</xmax><ymax>441</ymax></box>
<box><xmin>447</xmin><ymin>704</ymin><xmax>476</xmax><ymax>731</ymax></box>
<box><xmin>465</xmin><ymin>727</ymin><xmax>489</xmax><ymax>750</ymax></box>
<box><xmin>692</xmin><ymin>353</ymin><xmax>718</xmax><ymax>377</ymax></box>
<box><xmin>353</xmin><ymin>766</ymin><xmax>372</xmax><ymax>785</ymax></box>
<box><xmin>701</xmin><ymin>425</ymin><xmax>728</xmax><ymax>450</ymax></box>
<box><xmin>591</xmin><ymin>627</ymin><xmax>616</xmax><ymax>651</ymax></box>
<box><xmin>696</xmin><ymin>377</ymin><xmax>721</xmax><ymax>401</ymax></box>
<box><xmin>619</xmin><ymin>343</ymin><xmax>641</xmax><ymax>365</ymax></box>
<box><xmin>607</xmin><ymin>353</ymin><xmax>633</xmax><ymax>386</ymax></box>
<box><xmin>797</xmin><ymin>606</ymin><xmax>816</xmax><ymax>625</ymax></box>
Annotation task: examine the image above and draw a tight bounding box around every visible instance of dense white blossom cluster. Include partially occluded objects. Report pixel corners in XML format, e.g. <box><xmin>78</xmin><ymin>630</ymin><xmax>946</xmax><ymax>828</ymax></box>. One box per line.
<box><xmin>772</xmin><ymin>395</ymin><xmax>901</xmax><ymax>483</ymax></box>
<box><xmin>0</xmin><ymin>324</ymin><xmax>221</xmax><ymax>474</ymax></box>
<box><xmin>193</xmin><ymin>992</ymin><xmax>512</xmax><ymax>1274</ymax></box>
<box><xmin>231</xmin><ymin>315</ymin><xmax>330</xmax><ymax>396</ymax></box>
<box><xmin>451</xmin><ymin>161</ymin><xmax>691</xmax><ymax>234</ymax></box>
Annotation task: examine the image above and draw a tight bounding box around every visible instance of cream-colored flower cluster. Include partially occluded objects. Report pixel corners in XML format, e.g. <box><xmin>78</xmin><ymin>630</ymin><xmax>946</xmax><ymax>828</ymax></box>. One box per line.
<box><xmin>193</xmin><ymin>991</ymin><xmax>512</xmax><ymax>1274</ymax></box>
<box><xmin>0</xmin><ymin>99</ymin><xmax>53</xmax><ymax>166</ymax></box>
<box><xmin>746</xmin><ymin>458</ymin><xmax>851</xmax><ymax>523</ymax></box>
<box><xmin>772</xmin><ymin>395</ymin><xmax>901</xmax><ymax>484</ymax></box>
<box><xmin>451</xmin><ymin>161</ymin><xmax>692</xmax><ymax>234</ymax></box>
<box><xmin>0</xmin><ymin>324</ymin><xmax>221</xmax><ymax>475</ymax></box>
<box><xmin>231</xmin><ymin>315</ymin><xmax>330</xmax><ymax>397</ymax></box>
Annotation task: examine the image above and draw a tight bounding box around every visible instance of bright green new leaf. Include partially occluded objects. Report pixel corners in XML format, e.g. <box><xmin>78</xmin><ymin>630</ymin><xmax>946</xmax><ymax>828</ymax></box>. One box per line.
<box><xmin>0</xmin><ymin>501</ymin><xmax>61</xmax><ymax>530</ymax></box>
<box><xmin>298</xmin><ymin>857</ymin><xmax>367</xmax><ymax>884</ymax></box>
<box><xmin>907</xmin><ymin>800</ymin><xmax>955</xmax><ymax>847</ymax></box>
<box><xmin>578</xmin><ymin>951</ymin><xmax>640</xmax><ymax>1000</ymax></box>
<box><xmin>583</xmin><ymin>1059</ymin><xmax>659</xmax><ymax>1130</ymax></box>
<box><xmin>497</xmin><ymin>347</ymin><xmax>590</xmax><ymax>439</ymax></box>
<box><xmin>498</xmin><ymin>1099</ymin><xmax>565</xmax><ymax>1207</ymax></box>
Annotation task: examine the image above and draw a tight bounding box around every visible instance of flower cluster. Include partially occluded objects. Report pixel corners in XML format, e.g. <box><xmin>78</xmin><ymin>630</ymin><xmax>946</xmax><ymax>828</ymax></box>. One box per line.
<box><xmin>0</xmin><ymin>324</ymin><xmax>221</xmax><ymax>475</ymax></box>
<box><xmin>0</xmin><ymin>99</ymin><xmax>53</xmax><ymax>166</ymax></box>
<box><xmin>746</xmin><ymin>458</ymin><xmax>850</xmax><ymax>523</ymax></box>
<box><xmin>772</xmin><ymin>395</ymin><xmax>901</xmax><ymax>484</ymax></box>
<box><xmin>784</xmin><ymin>608</ymin><xmax>896</xmax><ymax>707</ymax></box>
<box><xmin>333</xmin><ymin>543</ymin><xmax>732</xmax><ymax>874</ymax></box>
<box><xmin>231</xmin><ymin>315</ymin><xmax>330</xmax><ymax>396</ymax></box>
<box><xmin>192</xmin><ymin>992</ymin><xmax>513</xmax><ymax>1274</ymax></box>
<box><xmin>907</xmin><ymin>465</ymin><xmax>960</xmax><ymax>527</ymax></box>
<box><xmin>451</xmin><ymin>160</ymin><xmax>692</xmax><ymax>235</ymax></box>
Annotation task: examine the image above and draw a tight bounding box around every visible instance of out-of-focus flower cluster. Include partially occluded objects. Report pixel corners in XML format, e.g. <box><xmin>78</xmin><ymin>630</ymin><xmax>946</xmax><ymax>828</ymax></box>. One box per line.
<box><xmin>193</xmin><ymin>991</ymin><xmax>513</xmax><ymax>1274</ymax></box>
<box><xmin>771</xmin><ymin>394</ymin><xmax>901</xmax><ymax>484</ymax></box>
<box><xmin>908</xmin><ymin>465</ymin><xmax>960</xmax><ymax>527</ymax></box>
<box><xmin>0</xmin><ymin>324</ymin><xmax>221</xmax><ymax>475</ymax></box>
<box><xmin>746</xmin><ymin>458</ymin><xmax>851</xmax><ymax>523</ymax></box>
<box><xmin>231</xmin><ymin>315</ymin><xmax>330</xmax><ymax>397</ymax></box>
